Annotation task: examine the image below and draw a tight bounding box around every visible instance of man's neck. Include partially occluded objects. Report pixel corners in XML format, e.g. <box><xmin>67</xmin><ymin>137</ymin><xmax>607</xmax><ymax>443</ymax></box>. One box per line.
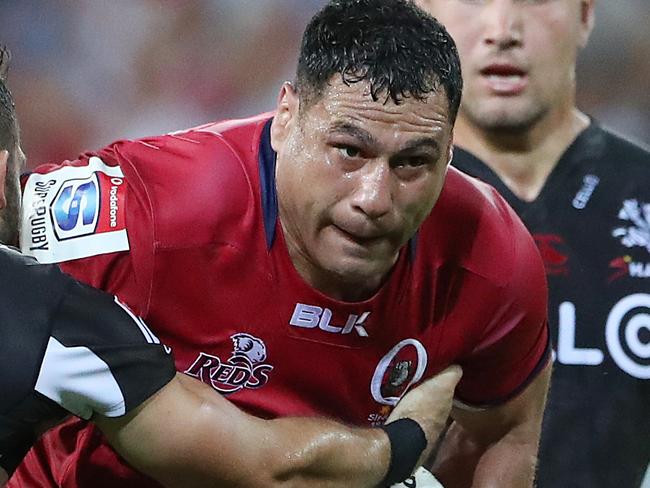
<box><xmin>454</xmin><ymin>108</ymin><xmax>590</xmax><ymax>202</ymax></box>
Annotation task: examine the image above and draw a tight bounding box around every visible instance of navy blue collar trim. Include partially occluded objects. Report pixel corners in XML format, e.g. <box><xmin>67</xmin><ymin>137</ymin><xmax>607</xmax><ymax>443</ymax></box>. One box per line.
<box><xmin>258</xmin><ymin>117</ymin><xmax>418</xmax><ymax>259</ymax></box>
<box><xmin>258</xmin><ymin>118</ymin><xmax>278</xmax><ymax>249</ymax></box>
<box><xmin>408</xmin><ymin>232</ymin><xmax>418</xmax><ymax>261</ymax></box>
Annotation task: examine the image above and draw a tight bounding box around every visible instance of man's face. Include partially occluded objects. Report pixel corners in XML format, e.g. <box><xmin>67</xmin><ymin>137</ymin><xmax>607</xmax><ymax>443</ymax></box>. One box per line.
<box><xmin>271</xmin><ymin>78</ymin><xmax>453</xmax><ymax>299</ymax></box>
<box><xmin>418</xmin><ymin>0</ymin><xmax>594</xmax><ymax>132</ymax></box>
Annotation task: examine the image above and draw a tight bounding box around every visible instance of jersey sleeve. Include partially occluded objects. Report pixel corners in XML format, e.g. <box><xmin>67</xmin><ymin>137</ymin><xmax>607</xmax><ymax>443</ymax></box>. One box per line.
<box><xmin>20</xmin><ymin>144</ymin><xmax>155</xmax><ymax>316</ymax></box>
<box><xmin>0</xmin><ymin>247</ymin><xmax>174</xmax><ymax>475</ymax></box>
<box><xmin>35</xmin><ymin>273</ymin><xmax>176</xmax><ymax>420</ymax></box>
<box><xmin>454</xmin><ymin>209</ymin><xmax>551</xmax><ymax>409</ymax></box>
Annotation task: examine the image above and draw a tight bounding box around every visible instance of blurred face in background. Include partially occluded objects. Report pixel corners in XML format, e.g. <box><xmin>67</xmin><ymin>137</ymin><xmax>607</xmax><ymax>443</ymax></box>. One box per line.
<box><xmin>271</xmin><ymin>79</ymin><xmax>453</xmax><ymax>300</ymax></box>
<box><xmin>417</xmin><ymin>0</ymin><xmax>595</xmax><ymax>132</ymax></box>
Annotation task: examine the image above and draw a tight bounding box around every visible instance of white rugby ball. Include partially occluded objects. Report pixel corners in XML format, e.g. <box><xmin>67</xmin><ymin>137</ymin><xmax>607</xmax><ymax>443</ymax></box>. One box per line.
<box><xmin>391</xmin><ymin>467</ymin><xmax>444</xmax><ymax>488</ymax></box>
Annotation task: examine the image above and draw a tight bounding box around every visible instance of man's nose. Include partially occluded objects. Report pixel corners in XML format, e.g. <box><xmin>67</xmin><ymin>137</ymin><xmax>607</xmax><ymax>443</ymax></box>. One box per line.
<box><xmin>351</xmin><ymin>160</ymin><xmax>393</xmax><ymax>220</ymax></box>
<box><xmin>483</xmin><ymin>0</ymin><xmax>523</xmax><ymax>50</ymax></box>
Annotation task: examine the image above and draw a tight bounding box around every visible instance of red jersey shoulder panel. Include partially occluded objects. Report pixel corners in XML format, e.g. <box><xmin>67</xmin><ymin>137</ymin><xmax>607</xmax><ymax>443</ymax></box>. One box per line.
<box><xmin>109</xmin><ymin>115</ymin><xmax>270</xmax><ymax>250</ymax></box>
<box><xmin>421</xmin><ymin>167</ymin><xmax>550</xmax><ymax>406</ymax></box>
<box><xmin>427</xmin><ymin>167</ymin><xmax>523</xmax><ymax>285</ymax></box>
<box><xmin>19</xmin><ymin>115</ymin><xmax>270</xmax><ymax>315</ymax></box>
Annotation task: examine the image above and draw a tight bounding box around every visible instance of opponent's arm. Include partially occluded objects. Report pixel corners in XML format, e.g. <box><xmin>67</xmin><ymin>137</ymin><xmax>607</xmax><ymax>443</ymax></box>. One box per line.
<box><xmin>96</xmin><ymin>366</ymin><xmax>462</xmax><ymax>488</ymax></box>
<box><xmin>430</xmin><ymin>362</ymin><xmax>551</xmax><ymax>488</ymax></box>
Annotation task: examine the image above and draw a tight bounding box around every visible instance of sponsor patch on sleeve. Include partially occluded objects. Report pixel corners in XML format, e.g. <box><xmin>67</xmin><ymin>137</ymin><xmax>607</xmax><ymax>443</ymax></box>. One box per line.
<box><xmin>20</xmin><ymin>156</ymin><xmax>130</xmax><ymax>263</ymax></box>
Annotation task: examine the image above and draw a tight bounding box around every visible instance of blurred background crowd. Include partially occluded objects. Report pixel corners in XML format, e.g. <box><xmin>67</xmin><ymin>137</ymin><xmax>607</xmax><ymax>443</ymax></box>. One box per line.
<box><xmin>1</xmin><ymin>0</ymin><xmax>648</xmax><ymax>169</ymax></box>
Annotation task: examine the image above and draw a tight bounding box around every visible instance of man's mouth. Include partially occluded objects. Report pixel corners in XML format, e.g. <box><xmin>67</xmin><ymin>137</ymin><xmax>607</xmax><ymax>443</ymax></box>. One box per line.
<box><xmin>480</xmin><ymin>64</ymin><xmax>528</xmax><ymax>95</ymax></box>
<box><xmin>334</xmin><ymin>225</ymin><xmax>384</xmax><ymax>246</ymax></box>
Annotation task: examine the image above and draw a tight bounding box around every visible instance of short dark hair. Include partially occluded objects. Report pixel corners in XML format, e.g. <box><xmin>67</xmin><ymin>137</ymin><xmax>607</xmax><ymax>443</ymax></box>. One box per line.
<box><xmin>295</xmin><ymin>0</ymin><xmax>462</xmax><ymax>122</ymax></box>
<box><xmin>0</xmin><ymin>46</ymin><xmax>18</xmax><ymax>152</ymax></box>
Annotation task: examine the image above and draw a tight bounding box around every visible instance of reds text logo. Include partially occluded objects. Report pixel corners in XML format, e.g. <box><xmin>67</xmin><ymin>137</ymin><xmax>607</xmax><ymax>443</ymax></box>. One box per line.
<box><xmin>184</xmin><ymin>333</ymin><xmax>274</xmax><ymax>394</ymax></box>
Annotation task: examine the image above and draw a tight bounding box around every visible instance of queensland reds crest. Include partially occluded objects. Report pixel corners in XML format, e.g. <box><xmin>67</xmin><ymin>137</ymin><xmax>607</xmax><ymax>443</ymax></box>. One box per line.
<box><xmin>371</xmin><ymin>339</ymin><xmax>428</xmax><ymax>406</ymax></box>
<box><xmin>184</xmin><ymin>333</ymin><xmax>274</xmax><ymax>394</ymax></box>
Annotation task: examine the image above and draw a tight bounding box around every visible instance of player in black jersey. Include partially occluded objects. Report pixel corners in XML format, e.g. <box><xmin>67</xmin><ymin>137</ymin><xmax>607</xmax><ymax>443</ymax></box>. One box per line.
<box><xmin>0</xmin><ymin>243</ymin><xmax>176</xmax><ymax>478</ymax></box>
<box><xmin>417</xmin><ymin>1</ymin><xmax>649</xmax><ymax>487</ymax></box>
<box><xmin>0</xmin><ymin>27</ymin><xmax>461</xmax><ymax>488</ymax></box>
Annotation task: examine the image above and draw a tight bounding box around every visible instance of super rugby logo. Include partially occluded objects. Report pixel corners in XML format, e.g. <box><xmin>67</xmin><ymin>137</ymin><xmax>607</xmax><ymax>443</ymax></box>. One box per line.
<box><xmin>50</xmin><ymin>172</ymin><xmax>126</xmax><ymax>241</ymax></box>
<box><xmin>51</xmin><ymin>175</ymin><xmax>100</xmax><ymax>240</ymax></box>
<box><xmin>20</xmin><ymin>157</ymin><xmax>130</xmax><ymax>264</ymax></box>
<box><xmin>184</xmin><ymin>333</ymin><xmax>274</xmax><ymax>394</ymax></box>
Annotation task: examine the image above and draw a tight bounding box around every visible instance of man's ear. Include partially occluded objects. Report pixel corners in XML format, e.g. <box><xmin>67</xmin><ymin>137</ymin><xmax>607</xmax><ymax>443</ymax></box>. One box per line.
<box><xmin>270</xmin><ymin>82</ymin><xmax>300</xmax><ymax>152</ymax></box>
<box><xmin>0</xmin><ymin>150</ymin><xmax>9</xmax><ymax>209</ymax></box>
<box><xmin>446</xmin><ymin>134</ymin><xmax>454</xmax><ymax>168</ymax></box>
<box><xmin>578</xmin><ymin>0</ymin><xmax>596</xmax><ymax>49</ymax></box>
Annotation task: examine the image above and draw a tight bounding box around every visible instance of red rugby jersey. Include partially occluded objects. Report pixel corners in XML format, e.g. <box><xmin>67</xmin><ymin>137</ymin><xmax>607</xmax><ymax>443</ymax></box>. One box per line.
<box><xmin>13</xmin><ymin>114</ymin><xmax>549</xmax><ymax>487</ymax></box>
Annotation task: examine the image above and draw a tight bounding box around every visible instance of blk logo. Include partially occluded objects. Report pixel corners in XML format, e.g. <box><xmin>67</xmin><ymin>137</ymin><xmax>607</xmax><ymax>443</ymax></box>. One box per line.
<box><xmin>289</xmin><ymin>303</ymin><xmax>370</xmax><ymax>337</ymax></box>
<box><xmin>51</xmin><ymin>176</ymin><xmax>99</xmax><ymax>240</ymax></box>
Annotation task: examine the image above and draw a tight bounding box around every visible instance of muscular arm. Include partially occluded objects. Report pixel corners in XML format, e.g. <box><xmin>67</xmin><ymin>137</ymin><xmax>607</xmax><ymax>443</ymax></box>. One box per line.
<box><xmin>431</xmin><ymin>362</ymin><xmax>551</xmax><ymax>488</ymax></box>
<box><xmin>96</xmin><ymin>367</ymin><xmax>460</xmax><ymax>488</ymax></box>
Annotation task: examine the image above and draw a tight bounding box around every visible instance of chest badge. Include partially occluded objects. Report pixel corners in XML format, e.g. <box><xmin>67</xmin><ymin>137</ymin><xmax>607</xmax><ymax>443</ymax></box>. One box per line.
<box><xmin>612</xmin><ymin>199</ymin><xmax>650</xmax><ymax>253</ymax></box>
<box><xmin>370</xmin><ymin>339</ymin><xmax>428</xmax><ymax>406</ymax></box>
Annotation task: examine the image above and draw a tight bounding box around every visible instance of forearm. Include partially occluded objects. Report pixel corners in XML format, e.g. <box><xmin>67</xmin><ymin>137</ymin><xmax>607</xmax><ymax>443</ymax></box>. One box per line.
<box><xmin>432</xmin><ymin>420</ymin><xmax>537</xmax><ymax>488</ymax></box>
<box><xmin>257</xmin><ymin>416</ymin><xmax>390</xmax><ymax>487</ymax></box>
<box><xmin>98</xmin><ymin>374</ymin><xmax>390</xmax><ymax>488</ymax></box>
<box><xmin>432</xmin><ymin>364</ymin><xmax>550</xmax><ymax>488</ymax></box>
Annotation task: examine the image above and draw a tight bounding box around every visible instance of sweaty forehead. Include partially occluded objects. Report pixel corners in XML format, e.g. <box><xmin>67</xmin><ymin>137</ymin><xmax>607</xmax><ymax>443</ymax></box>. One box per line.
<box><xmin>311</xmin><ymin>78</ymin><xmax>452</xmax><ymax>138</ymax></box>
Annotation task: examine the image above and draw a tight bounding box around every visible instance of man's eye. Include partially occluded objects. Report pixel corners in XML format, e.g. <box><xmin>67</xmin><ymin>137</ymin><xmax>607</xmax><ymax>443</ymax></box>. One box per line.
<box><xmin>408</xmin><ymin>158</ymin><xmax>428</xmax><ymax>167</ymax></box>
<box><xmin>394</xmin><ymin>158</ymin><xmax>428</xmax><ymax>168</ymax></box>
<box><xmin>337</xmin><ymin>146</ymin><xmax>361</xmax><ymax>159</ymax></box>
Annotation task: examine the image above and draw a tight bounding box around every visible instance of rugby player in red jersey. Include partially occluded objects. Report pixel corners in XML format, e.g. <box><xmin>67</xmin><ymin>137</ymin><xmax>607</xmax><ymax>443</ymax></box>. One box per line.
<box><xmin>0</xmin><ymin>46</ymin><xmax>460</xmax><ymax>488</ymax></box>
<box><xmin>15</xmin><ymin>1</ymin><xmax>551</xmax><ymax>486</ymax></box>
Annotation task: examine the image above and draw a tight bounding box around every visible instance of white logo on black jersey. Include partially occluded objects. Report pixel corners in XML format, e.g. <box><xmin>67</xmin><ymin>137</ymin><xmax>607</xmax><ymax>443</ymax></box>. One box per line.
<box><xmin>612</xmin><ymin>199</ymin><xmax>650</xmax><ymax>253</ymax></box>
<box><xmin>572</xmin><ymin>174</ymin><xmax>599</xmax><ymax>210</ymax></box>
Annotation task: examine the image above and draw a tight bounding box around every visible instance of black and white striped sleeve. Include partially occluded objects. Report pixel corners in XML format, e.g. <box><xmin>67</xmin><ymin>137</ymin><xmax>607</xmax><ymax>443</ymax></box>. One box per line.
<box><xmin>35</xmin><ymin>277</ymin><xmax>176</xmax><ymax>420</ymax></box>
